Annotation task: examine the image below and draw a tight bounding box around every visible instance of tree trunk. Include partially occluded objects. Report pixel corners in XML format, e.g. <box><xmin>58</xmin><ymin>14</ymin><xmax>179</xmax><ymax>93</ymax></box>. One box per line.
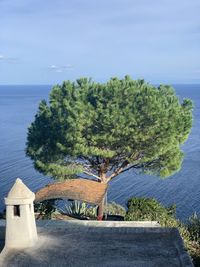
<box><xmin>97</xmin><ymin>168</ymin><xmax>106</xmax><ymax>220</ymax></box>
<box><xmin>97</xmin><ymin>197</ymin><xmax>104</xmax><ymax>221</ymax></box>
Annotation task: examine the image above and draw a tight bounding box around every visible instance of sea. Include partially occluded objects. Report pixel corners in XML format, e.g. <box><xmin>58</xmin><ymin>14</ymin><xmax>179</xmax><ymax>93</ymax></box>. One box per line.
<box><xmin>0</xmin><ymin>84</ymin><xmax>199</xmax><ymax>221</ymax></box>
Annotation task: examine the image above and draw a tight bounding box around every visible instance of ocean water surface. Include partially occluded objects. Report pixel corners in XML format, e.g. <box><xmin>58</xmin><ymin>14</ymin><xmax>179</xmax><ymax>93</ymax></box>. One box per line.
<box><xmin>0</xmin><ymin>84</ymin><xmax>199</xmax><ymax>220</ymax></box>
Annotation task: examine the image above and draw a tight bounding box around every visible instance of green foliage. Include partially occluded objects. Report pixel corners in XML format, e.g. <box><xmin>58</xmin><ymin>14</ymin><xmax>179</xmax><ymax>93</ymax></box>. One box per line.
<box><xmin>125</xmin><ymin>197</ymin><xmax>200</xmax><ymax>266</ymax></box>
<box><xmin>125</xmin><ymin>197</ymin><xmax>176</xmax><ymax>221</ymax></box>
<box><xmin>84</xmin><ymin>206</ymin><xmax>97</xmax><ymax>218</ymax></box>
<box><xmin>34</xmin><ymin>200</ymin><xmax>56</xmax><ymax>219</ymax></box>
<box><xmin>63</xmin><ymin>200</ymin><xmax>86</xmax><ymax>216</ymax></box>
<box><xmin>187</xmin><ymin>213</ymin><xmax>200</xmax><ymax>266</ymax></box>
<box><xmin>62</xmin><ymin>201</ymin><xmax>126</xmax><ymax>219</ymax></box>
<box><xmin>125</xmin><ymin>197</ymin><xmax>190</xmax><ymax>242</ymax></box>
<box><xmin>104</xmin><ymin>202</ymin><xmax>126</xmax><ymax>217</ymax></box>
<box><xmin>62</xmin><ymin>200</ymin><xmax>97</xmax><ymax>218</ymax></box>
<box><xmin>26</xmin><ymin>76</ymin><xmax>193</xmax><ymax>181</ymax></box>
<box><xmin>187</xmin><ymin>213</ymin><xmax>200</xmax><ymax>243</ymax></box>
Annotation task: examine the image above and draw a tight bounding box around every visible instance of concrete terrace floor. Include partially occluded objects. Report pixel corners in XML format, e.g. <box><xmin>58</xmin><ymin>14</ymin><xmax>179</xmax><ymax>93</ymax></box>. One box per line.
<box><xmin>0</xmin><ymin>220</ymin><xmax>193</xmax><ymax>267</ymax></box>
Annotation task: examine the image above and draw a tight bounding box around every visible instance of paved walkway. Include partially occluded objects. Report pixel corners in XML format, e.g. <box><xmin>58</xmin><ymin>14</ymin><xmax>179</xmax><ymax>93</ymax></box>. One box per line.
<box><xmin>0</xmin><ymin>220</ymin><xmax>193</xmax><ymax>267</ymax></box>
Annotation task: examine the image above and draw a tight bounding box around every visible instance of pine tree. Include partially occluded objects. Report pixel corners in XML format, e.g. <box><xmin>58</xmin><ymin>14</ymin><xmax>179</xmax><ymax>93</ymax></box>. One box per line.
<box><xmin>26</xmin><ymin>76</ymin><xmax>193</xmax><ymax>218</ymax></box>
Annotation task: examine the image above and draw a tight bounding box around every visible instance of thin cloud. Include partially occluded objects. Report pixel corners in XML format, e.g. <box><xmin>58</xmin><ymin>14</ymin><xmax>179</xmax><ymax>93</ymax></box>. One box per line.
<box><xmin>48</xmin><ymin>64</ymin><xmax>74</xmax><ymax>72</ymax></box>
<box><xmin>48</xmin><ymin>64</ymin><xmax>57</xmax><ymax>69</ymax></box>
<box><xmin>0</xmin><ymin>54</ymin><xmax>18</xmax><ymax>62</ymax></box>
<box><xmin>61</xmin><ymin>64</ymin><xmax>74</xmax><ymax>70</ymax></box>
<box><xmin>55</xmin><ymin>69</ymin><xmax>63</xmax><ymax>73</ymax></box>
<box><xmin>7</xmin><ymin>57</ymin><xmax>18</xmax><ymax>63</ymax></box>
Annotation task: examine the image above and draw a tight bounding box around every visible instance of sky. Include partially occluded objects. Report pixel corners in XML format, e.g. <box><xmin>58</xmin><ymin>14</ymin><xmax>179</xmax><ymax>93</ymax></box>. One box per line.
<box><xmin>0</xmin><ymin>0</ymin><xmax>200</xmax><ymax>85</ymax></box>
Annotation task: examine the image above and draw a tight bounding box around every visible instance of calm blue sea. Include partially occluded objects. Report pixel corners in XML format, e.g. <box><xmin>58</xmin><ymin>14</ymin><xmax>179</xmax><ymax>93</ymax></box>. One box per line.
<box><xmin>0</xmin><ymin>85</ymin><xmax>199</xmax><ymax>220</ymax></box>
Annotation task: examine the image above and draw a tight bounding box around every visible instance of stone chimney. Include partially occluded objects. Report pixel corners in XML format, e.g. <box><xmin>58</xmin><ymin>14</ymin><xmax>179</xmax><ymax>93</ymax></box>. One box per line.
<box><xmin>4</xmin><ymin>178</ymin><xmax>38</xmax><ymax>248</ymax></box>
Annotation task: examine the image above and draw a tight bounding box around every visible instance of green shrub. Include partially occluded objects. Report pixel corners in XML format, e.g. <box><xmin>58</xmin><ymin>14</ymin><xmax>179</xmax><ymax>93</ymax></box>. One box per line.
<box><xmin>104</xmin><ymin>202</ymin><xmax>126</xmax><ymax>217</ymax></box>
<box><xmin>125</xmin><ymin>197</ymin><xmax>176</xmax><ymax>221</ymax></box>
<box><xmin>125</xmin><ymin>198</ymin><xmax>190</xmax><ymax>246</ymax></box>
<box><xmin>186</xmin><ymin>213</ymin><xmax>200</xmax><ymax>266</ymax></box>
<box><xmin>62</xmin><ymin>200</ymin><xmax>97</xmax><ymax>219</ymax></box>
<box><xmin>34</xmin><ymin>200</ymin><xmax>56</xmax><ymax>219</ymax></box>
<box><xmin>125</xmin><ymin>197</ymin><xmax>200</xmax><ymax>266</ymax></box>
<box><xmin>187</xmin><ymin>213</ymin><xmax>200</xmax><ymax>243</ymax></box>
<box><xmin>63</xmin><ymin>201</ymin><xmax>86</xmax><ymax>216</ymax></box>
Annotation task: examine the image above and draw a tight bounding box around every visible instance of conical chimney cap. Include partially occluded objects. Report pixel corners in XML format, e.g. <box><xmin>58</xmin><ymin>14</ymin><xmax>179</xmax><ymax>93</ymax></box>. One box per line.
<box><xmin>7</xmin><ymin>178</ymin><xmax>34</xmax><ymax>199</ymax></box>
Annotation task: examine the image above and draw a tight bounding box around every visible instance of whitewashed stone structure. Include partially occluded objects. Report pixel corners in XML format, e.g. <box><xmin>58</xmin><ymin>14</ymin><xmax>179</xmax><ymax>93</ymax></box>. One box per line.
<box><xmin>4</xmin><ymin>178</ymin><xmax>38</xmax><ymax>248</ymax></box>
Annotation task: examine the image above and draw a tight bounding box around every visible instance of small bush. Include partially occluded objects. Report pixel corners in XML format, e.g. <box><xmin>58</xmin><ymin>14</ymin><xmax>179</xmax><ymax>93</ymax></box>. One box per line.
<box><xmin>187</xmin><ymin>213</ymin><xmax>200</xmax><ymax>243</ymax></box>
<box><xmin>125</xmin><ymin>197</ymin><xmax>176</xmax><ymax>221</ymax></box>
<box><xmin>125</xmin><ymin>197</ymin><xmax>200</xmax><ymax>265</ymax></box>
<box><xmin>125</xmin><ymin>198</ymin><xmax>190</xmax><ymax>244</ymax></box>
<box><xmin>186</xmin><ymin>213</ymin><xmax>200</xmax><ymax>266</ymax></box>
<box><xmin>61</xmin><ymin>200</ymin><xmax>97</xmax><ymax>219</ymax></box>
<box><xmin>104</xmin><ymin>202</ymin><xmax>126</xmax><ymax>217</ymax></box>
<box><xmin>125</xmin><ymin>198</ymin><xmax>189</xmax><ymax>240</ymax></box>
<box><xmin>34</xmin><ymin>200</ymin><xmax>56</xmax><ymax>219</ymax></box>
<box><xmin>125</xmin><ymin>198</ymin><xmax>189</xmax><ymax>243</ymax></box>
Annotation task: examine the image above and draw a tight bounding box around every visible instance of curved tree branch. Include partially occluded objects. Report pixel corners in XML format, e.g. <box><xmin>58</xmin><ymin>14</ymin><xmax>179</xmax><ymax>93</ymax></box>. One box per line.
<box><xmin>83</xmin><ymin>171</ymin><xmax>102</xmax><ymax>181</ymax></box>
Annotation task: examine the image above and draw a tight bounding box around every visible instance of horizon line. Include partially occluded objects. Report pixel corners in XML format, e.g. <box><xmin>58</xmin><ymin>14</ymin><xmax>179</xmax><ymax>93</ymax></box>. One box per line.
<box><xmin>0</xmin><ymin>82</ymin><xmax>200</xmax><ymax>86</ymax></box>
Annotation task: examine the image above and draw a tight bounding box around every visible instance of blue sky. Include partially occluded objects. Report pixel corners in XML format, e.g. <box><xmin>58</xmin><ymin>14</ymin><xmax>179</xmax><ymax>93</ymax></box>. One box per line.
<box><xmin>0</xmin><ymin>0</ymin><xmax>199</xmax><ymax>84</ymax></box>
